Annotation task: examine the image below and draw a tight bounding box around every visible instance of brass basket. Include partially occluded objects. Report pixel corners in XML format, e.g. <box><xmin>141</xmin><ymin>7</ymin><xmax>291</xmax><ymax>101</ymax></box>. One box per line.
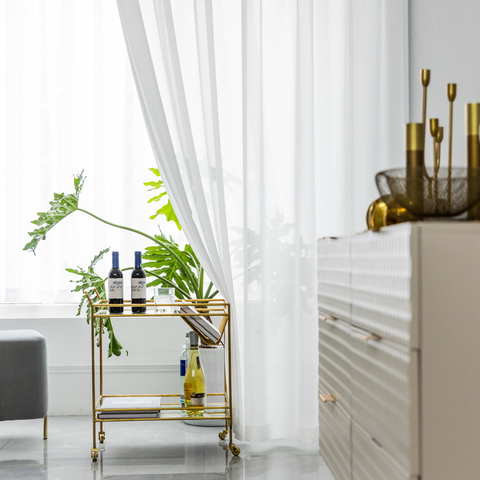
<box><xmin>375</xmin><ymin>167</ymin><xmax>480</xmax><ymax>218</ymax></box>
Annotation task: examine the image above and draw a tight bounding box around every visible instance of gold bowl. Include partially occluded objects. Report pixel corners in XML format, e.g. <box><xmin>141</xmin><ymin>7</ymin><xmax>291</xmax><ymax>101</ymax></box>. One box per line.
<box><xmin>375</xmin><ymin>167</ymin><xmax>480</xmax><ymax>218</ymax></box>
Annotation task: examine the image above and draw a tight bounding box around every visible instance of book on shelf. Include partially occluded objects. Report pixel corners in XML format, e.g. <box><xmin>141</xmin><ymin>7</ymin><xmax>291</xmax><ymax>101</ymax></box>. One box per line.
<box><xmin>98</xmin><ymin>412</ymin><xmax>159</xmax><ymax>419</ymax></box>
<box><xmin>179</xmin><ymin>304</ymin><xmax>222</xmax><ymax>343</ymax></box>
<box><xmin>97</xmin><ymin>396</ymin><xmax>161</xmax><ymax>419</ymax></box>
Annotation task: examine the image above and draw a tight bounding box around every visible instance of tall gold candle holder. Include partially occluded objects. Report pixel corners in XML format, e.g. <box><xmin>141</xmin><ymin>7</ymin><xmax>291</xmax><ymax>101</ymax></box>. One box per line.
<box><xmin>447</xmin><ymin>84</ymin><xmax>457</xmax><ymax>210</ymax></box>
<box><xmin>421</xmin><ymin>69</ymin><xmax>431</xmax><ymax>158</ymax></box>
<box><xmin>406</xmin><ymin>123</ymin><xmax>424</xmax><ymax>211</ymax></box>
<box><xmin>466</xmin><ymin>103</ymin><xmax>480</xmax><ymax>219</ymax></box>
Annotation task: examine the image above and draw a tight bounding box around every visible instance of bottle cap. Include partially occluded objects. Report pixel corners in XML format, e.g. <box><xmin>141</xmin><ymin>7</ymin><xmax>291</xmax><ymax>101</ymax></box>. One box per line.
<box><xmin>189</xmin><ymin>331</ymin><xmax>199</xmax><ymax>347</ymax></box>
<box><xmin>112</xmin><ymin>251</ymin><xmax>119</xmax><ymax>268</ymax></box>
<box><xmin>134</xmin><ymin>251</ymin><xmax>142</xmax><ymax>268</ymax></box>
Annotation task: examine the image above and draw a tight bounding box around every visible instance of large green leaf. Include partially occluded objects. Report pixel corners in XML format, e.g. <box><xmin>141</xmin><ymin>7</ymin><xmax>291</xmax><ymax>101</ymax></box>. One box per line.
<box><xmin>24</xmin><ymin>171</ymin><xmax>85</xmax><ymax>254</ymax></box>
<box><xmin>144</xmin><ymin>168</ymin><xmax>181</xmax><ymax>230</ymax></box>
<box><xmin>67</xmin><ymin>247</ymin><xmax>127</xmax><ymax>358</ymax></box>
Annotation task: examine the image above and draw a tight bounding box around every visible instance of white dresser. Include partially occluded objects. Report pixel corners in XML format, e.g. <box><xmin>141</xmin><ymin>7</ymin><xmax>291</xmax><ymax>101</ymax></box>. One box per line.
<box><xmin>317</xmin><ymin>223</ymin><xmax>480</xmax><ymax>480</ymax></box>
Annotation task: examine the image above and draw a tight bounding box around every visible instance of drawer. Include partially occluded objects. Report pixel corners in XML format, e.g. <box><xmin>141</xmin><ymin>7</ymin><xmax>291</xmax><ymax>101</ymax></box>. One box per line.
<box><xmin>352</xmin><ymin>420</ymin><xmax>416</xmax><ymax>480</ymax></box>
<box><xmin>349</xmin><ymin>326</ymin><xmax>419</xmax><ymax>474</ymax></box>
<box><xmin>350</xmin><ymin>224</ymin><xmax>419</xmax><ymax>348</ymax></box>
<box><xmin>318</xmin><ymin>382</ymin><xmax>351</xmax><ymax>480</ymax></box>
<box><xmin>318</xmin><ymin>316</ymin><xmax>351</xmax><ymax>412</ymax></box>
<box><xmin>317</xmin><ymin>237</ymin><xmax>351</xmax><ymax>321</ymax></box>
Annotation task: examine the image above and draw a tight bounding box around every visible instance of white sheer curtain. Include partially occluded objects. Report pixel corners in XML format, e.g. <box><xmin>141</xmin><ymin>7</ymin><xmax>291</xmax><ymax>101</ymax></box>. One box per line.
<box><xmin>116</xmin><ymin>0</ymin><xmax>244</xmax><ymax>432</ymax></box>
<box><xmin>0</xmin><ymin>0</ymin><xmax>173</xmax><ymax>304</ymax></box>
<box><xmin>118</xmin><ymin>0</ymin><xmax>406</xmax><ymax>443</ymax></box>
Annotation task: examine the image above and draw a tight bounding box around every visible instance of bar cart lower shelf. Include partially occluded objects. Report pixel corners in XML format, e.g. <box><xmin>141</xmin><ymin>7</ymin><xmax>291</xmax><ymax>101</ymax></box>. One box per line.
<box><xmin>85</xmin><ymin>291</ymin><xmax>240</xmax><ymax>461</ymax></box>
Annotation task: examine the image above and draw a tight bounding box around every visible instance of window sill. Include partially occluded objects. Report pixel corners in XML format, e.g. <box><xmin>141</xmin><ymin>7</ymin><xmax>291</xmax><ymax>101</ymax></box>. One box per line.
<box><xmin>0</xmin><ymin>303</ymin><xmax>81</xmax><ymax>320</ymax></box>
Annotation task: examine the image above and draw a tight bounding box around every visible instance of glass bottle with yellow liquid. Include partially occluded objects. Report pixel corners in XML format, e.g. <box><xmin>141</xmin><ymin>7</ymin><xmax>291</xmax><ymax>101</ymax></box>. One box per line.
<box><xmin>184</xmin><ymin>332</ymin><xmax>206</xmax><ymax>416</ymax></box>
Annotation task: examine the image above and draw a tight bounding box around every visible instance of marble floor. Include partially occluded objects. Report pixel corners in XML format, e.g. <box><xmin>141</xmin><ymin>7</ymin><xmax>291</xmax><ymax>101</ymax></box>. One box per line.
<box><xmin>0</xmin><ymin>416</ymin><xmax>334</xmax><ymax>480</ymax></box>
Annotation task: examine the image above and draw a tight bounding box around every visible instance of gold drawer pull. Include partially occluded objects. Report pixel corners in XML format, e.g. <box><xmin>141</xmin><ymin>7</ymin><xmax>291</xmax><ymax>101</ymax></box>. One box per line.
<box><xmin>319</xmin><ymin>394</ymin><xmax>337</xmax><ymax>403</ymax></box>
<box><xmin>354</xmin><ymin>332</ymin><xmax>380</xmax><ymax>342</ymax></box>
<box><xmin>319</xmin><ymin>313</ymin><xmax>336</xmax><ymax>322</ymax></box>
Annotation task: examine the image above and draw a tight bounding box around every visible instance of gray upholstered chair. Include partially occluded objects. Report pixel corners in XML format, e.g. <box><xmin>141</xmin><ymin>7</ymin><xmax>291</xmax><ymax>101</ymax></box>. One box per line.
<box><xmin>0</xmin><ymin>330</ymin><xmax>48</xmax><ymax>438</ymax></box>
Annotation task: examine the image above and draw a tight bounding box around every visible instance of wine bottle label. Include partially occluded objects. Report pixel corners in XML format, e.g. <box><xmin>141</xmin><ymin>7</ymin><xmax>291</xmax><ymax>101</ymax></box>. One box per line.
<box><xmin>131</xmin><ymin>278</ymin><xmax>146</xmax><ymax>299</ymax></box>
<box><xmin>191</xmin><ymin>392</ymin><xmax>206</xmax><ymax>406</ymax></box>
<box><xmin>180</xmin><ymin>359</ymin><xmax>186</xmax><ymax>377</ymax></box>
<box><xmin>184</xmin><ymin>382</ymin><xmax>193</xmax><ymax>402</ymax></box>
<box><xmin>108</xmin><ymin>278</ymin><xmax>123</xmax><ymax>299</ymax></box>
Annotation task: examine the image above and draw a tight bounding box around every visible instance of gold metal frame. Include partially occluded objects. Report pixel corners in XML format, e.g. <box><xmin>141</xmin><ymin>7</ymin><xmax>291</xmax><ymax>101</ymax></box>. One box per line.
<box><xmin>85</xmin><ymin>290</ymin><xmax>240</xmax><ymax>461</ymax></box>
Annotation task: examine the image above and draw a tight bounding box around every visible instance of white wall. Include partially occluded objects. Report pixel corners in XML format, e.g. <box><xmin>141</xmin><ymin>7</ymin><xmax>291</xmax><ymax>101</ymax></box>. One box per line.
<box><xmin>408</xmin><ymin>0</ymin><xmax>480</xmax><ymax>166</ymax></box>
<box><xmin>0</xmin><ymin>305</ymin><xmax>190</xmax><ymax>415</ymax></box>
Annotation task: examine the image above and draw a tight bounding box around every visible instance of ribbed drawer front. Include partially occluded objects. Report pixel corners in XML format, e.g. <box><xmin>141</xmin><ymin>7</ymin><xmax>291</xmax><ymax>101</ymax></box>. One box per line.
<box><xmin>318</xmin><ymin>382</ymin><xmax>351</xmax><ymax>480</ymax></box>
<box><xmin>318</xmin><ymin>317</ymin><xmax>351</xmax><ymax>412</ymax></box>
<box><xmin>351</xmin><ymin>224</ymin><xmax>418</xmax><ymax>348</ymax></box>
<box><xmin>350</xmin><ymin>328</ymin><xmax>419</xmax><ymax>474</ymax></box>
<box><xmin>317</xmin><ymin>237</ymin><xmax>351</xmax><ymax>321</ymax></box>
<box><xmin>352</xmin><ymin>421</ymin><xmax>413</xmax><ymax>480</ymax></box>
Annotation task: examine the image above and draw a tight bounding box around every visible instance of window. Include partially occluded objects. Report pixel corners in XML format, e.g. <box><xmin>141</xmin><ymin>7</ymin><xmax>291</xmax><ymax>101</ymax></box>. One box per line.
<box><xmin>0</xmin><ymin>0</ymin><xmax>179</xmax><ymax>305</ymax></box>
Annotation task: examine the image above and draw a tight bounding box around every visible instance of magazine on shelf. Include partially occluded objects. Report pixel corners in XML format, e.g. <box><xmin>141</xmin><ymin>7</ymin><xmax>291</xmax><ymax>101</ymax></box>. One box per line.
<box><xmin>179</xmin><ymin>304</ymin><xmax>222</xmax><ymax>343</ymax></box>
<box><xmin>97</xmin><ymin>396</ymin><xmax>161</xmax><ymax>419</ymax></box>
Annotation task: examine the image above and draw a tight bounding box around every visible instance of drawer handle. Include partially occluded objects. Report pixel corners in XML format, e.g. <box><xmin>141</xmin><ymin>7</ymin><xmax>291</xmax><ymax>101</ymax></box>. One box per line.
<box><xmin>319</xmin><ymin>394</ymin><xmax>337</xmax><ymax>403</ymax></box>
<box><xmin>319</xmin><ymin>313</ymin><xmax>336</xmax><ymax>322</ymax></box>
<box><xmin>354</xmin><ymin>332</ymin><xmax>380</xmax><ymax>342</ymax></box>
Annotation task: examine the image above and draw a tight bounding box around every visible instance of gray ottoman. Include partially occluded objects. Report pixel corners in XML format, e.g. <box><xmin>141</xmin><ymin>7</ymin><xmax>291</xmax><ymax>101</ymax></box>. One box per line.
<box><xmin>0</xmin><ymin>330</ymin><xmax>48</xmax><ymax>438</ymax></box>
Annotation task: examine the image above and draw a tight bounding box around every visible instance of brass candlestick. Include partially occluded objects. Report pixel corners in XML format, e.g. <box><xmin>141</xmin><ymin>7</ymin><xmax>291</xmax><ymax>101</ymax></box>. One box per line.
<box><xmin>406</xmin><ymin>123</ymin><xmax>424</xmax><ymax>211</ymax></box>
<box><xmin>447</xmin><ymin>84</ymin><xmax>457</xmax><ymax>211</ymax></box>
<box><xmin>421</xmin><ymin>69</ymin><xmax>431</xmax><ymax>157</ymax></box>
<box><xmin>434</xmin><ymin>126</ymin><xmax>444</xmax><ymax>212</ymax></box>
<box><xmin>466</xmin><ymin>103</ymin><xmax>480</xmax><ymax>219</ymax></box>
<box><xmin>427</xmin><ymin>118</ymin><xmax>439</xmax><ymax>198</ymax></box>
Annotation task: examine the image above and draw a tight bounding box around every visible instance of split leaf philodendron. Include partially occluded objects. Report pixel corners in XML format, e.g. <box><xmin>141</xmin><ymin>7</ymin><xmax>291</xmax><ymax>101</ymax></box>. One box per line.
<box><xmin>24</xmin><ymin>170</ymin><xmax>217</xmax><ymax>357</ymax></box>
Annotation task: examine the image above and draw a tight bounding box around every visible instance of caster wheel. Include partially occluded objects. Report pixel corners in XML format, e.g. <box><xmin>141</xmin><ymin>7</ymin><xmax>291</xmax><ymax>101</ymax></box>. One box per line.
<box><xmin>91</xmin><ymin>448</ymin><xmax>99</xmax><ymax>461</ymax></box>
<box><xmin>229</xmin><ymin>444</ymin><xmax>240</xmax><ymax>456</ymax></box>
<box><xmin>98</xmin><ymin>432</ymin><xmax>105</xmax><ymax>443</ymax></box>
<box><xmin>218</xmin><ymin>430</ymin><xmax>227</xmax><ymax>440</ymax></box>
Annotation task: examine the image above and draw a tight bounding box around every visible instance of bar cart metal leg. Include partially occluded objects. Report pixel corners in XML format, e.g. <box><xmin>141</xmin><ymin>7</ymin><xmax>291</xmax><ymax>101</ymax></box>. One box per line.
<box><xmin>219</xmin><ymin>345</ymin><xmax>229</xmax><ymax>441</ymax></box>
<box><xmin>226</xmin><ymin>306</ymin><xmax>240</xmax><ymax>456</ymax></box>
<box><xmin>91</xmin><ymin>302</ymin><xmax>98</xmax><ymax>461</ymax></box>
<box><xmin>99</xmin><ymin>314</ymin><xmax>105</xmax><ymax>445</ymax></box>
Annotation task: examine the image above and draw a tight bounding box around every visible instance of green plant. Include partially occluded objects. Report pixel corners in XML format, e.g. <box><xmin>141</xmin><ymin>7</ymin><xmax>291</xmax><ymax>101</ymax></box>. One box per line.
<box><xmin>24</xmin><ymin>170</ymin><xmax>217</xmax><ymax>357</ymax></box>
<box><xmin>67</xmin><ymin>247</ymin><xmax>126</xmax><ymax>357</ymax></box>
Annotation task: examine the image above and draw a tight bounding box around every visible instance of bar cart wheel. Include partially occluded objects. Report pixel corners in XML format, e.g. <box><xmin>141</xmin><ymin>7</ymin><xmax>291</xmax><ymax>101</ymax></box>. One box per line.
<box><xmin>98</xmin><ymin>431</ymin><xmax>105</xmax><ymax>443</ymax></box>
<box><xmin>91</xmin><ymin>448</ymin><xmax>99</xmax><ymax>461</ymax></box>
<box><xmin>229</xmin><ymin>444</ymin><xmax>240</xmax><ymax>456</ymax></box>
<box><xmin>218</xmin><ymin>429</ymin><xmax>228</xmax><ymax>440</ymax></box>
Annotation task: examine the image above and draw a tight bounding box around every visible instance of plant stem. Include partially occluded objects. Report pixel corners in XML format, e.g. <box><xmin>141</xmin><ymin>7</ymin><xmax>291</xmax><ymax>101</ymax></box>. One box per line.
<box><xmin>77</xmin><ymin>207</ymin><xmax>201</xmax><ymax>298</ymax></box>
<box><xmin>145</xmin><ymin>269</ymin><xmax>190</xmax><ymax>298</ymax></box>
<box><xmin>78</xmin><ymin>209</ymin><xmax>158</xmax><ymax>244</ymax></box>
<box><xmin>199</xmin><ymin>268</ymin><xmax>204</xmax><ymax>299</ymax></box>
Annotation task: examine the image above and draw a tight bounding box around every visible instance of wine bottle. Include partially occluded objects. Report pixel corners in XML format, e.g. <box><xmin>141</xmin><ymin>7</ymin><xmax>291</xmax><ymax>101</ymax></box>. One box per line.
<box><xmin>108</xmin><ymin>251</ymin><xmax>123</xmax><ymax>314</ymax></box>
<box><xmin>179</xmin><ymin>332</ymin><xmax>191</xmax><ymax>408</ymax></box>
<box><xmin>131</xmin><ymin>251</ymin><xmax>146</xmax><ymax>314</ymax></box>
<box><xmin>184</xmin><ymin>332</ymin><xmax>206</xmax><ymax>416</ymax></box>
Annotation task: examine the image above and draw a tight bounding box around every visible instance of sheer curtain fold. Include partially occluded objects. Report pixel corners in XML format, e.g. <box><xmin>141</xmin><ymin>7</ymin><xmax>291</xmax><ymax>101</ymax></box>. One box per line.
<box><xmin>116</xmin><ymin>0</ymin><xmax>406</xmax><ymax>442</ymax></box>
<box><xmin>116</xmin><ymin>0</ymin><xmax>243</xmax><ymax>431</ymax></box>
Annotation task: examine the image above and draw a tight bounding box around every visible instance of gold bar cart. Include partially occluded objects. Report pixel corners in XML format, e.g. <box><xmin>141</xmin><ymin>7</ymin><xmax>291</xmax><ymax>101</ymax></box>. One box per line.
<box><xmin>85</xmin><ymin>290</ymin><xmax>240</xmax><ymax>461</ymax></box>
